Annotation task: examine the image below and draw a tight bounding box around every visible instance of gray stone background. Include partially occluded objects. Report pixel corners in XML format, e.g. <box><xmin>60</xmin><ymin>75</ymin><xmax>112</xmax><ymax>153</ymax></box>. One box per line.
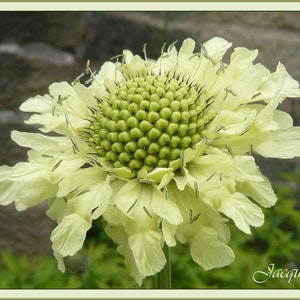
<box><xmin>0</xmin><ymin>11</ymin><xmax>300</xmax><ymax>256</ymax></box>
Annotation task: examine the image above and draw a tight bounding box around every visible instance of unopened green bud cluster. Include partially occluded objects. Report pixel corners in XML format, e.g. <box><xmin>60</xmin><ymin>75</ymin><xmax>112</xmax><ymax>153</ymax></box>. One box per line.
<box><xmin>86</xmin><ymin>73</ymin><xmax>215</xmax><ymax>173</ymax></box>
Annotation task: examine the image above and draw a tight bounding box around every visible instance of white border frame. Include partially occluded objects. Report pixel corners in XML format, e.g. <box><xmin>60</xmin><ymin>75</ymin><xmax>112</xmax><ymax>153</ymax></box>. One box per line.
<box><xmin>0</xmin><ymin>2</ymin><xmax>299</xmax><ymax>11</ymax></box>
<box><xmin>1</xmin><ymin>289</ymin><xmax>300</xmax><ymax>298</ymax></box>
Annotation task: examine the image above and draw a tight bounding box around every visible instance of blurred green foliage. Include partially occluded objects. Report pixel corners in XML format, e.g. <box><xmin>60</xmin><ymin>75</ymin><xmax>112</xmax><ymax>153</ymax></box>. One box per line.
<box><xmin>1</xmin><ymin>171</ymin><xmax>300</xmax><ymax>289</ymax></box>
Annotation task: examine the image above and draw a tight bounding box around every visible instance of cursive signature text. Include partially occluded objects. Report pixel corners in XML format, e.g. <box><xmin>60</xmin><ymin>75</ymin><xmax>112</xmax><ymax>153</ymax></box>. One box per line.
<box><xmin>253</xmin><ymin>263</ymin><xmax>300</xmax><ymax>284</ymax></box>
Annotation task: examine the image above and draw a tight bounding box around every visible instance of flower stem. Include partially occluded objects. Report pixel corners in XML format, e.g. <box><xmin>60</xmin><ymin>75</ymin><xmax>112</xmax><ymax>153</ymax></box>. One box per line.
<box><xmin>154</xmin><ymin>244</ymin><xmax>172</xmax><ymax>289</ymax></box>
<box><xmin>80</xmin><ymin>273</ymin><xmax>88</xmax><ymax>289</ymax></box>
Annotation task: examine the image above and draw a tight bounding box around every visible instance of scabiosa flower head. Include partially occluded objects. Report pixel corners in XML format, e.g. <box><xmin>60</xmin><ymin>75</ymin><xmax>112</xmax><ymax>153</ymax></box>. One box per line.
<box><xmin>1</xmin><ymin>37</ymin><xmax>300</xmax><ymax>285</ymax></box>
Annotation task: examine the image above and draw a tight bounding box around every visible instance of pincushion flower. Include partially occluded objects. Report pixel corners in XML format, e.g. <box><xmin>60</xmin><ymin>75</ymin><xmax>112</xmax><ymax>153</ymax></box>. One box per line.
<box><xmin>1</xmin><ymin>37</ymin><xmax>300</xmax><ymax>285</ymax></box>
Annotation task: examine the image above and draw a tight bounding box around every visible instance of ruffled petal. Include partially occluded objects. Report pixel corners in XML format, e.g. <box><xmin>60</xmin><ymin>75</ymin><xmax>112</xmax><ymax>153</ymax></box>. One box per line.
<box><xmin>114</xmin><ymin>179</ymin><xmax>141</xmax><ymax>216</ymax></box>
<box><xmin>203</xmin><ymin>37</ymin><xmax>232</xmax><ymax>62</ymax></box>
<box><xmin>255</xmin><ymin>98</ymin><xmax>280</xmax><ymax>131</ymax></box>
<box><xmin>209</xmin><ymin>108</ymin><xmax>256</xmax><ymax>136</ymax></box>
<box><xmin>104</xmin><ymin>225</ymin><xmax>145</xmax><ymax>286</ymax></box>
<box><xmin>151</xmin><ymin>188</ymin><xmax>183</xmax><ymax>225</ymax></box>
<box><xmin>19</xmin><ymin>95</ymin><xmax>52</xmax><ymax>113</ymax></box>
<box><xmin>0</xmin><ymin>162</ymin><xmax>50</xmax><ymax>182</ymax></box>
<box><xmin>273</xmin><ymin>110</ymin><xmax>294</xmax><ymax>130</ymax></box>
<box><xmin>254</xmin><ymin>127</ymin><xmax>300</xmax><ymax>158</ymax></box>
<box><xmin>178</xmin><ymin>38</ymin><xmax>196</xmax><ymax>71</ymax></box>
<box><xmin>137</xmin><ymin>167</ymin><xmax>173</xmax><ymax>185</ymax></box>
<box><xmin>26</xmin><ymin>113</ymin><xmax>66</xmax><ymax>134</ymax></box>
<box><xmin>219</xmin><ymin>192</ymin><xmax>264</xmax><ymax>234</ymax></box>
<box><xmin>0</xmin><ymin>161</ymin><xmax>58</xmax><ymax>209</ymax></box>
<box><xmin>157</xmin><ymin>42</ymin><xmax>178</xmax><ymax>74</ymax></box>
<box><xmin>190</xmin><ymin>226</ymin><xmax>235</xmax><ymax>270</ymax></box>
<box><xmin>230</xmin><ymin>47</ymin><xmax>258</xmax><ymax>71</ymax></box>
<box><xmin>67</xmin><ymin>183</ymin><xmax>110</xmax><ymax>221</ymax></box>
<box><xmin>115</xmin><ymin>180</ymin><xmax>160</xmax><ymax>234</ymax></box>
<box><xmin>123</xmin><ymin>54</ymin><xmax>147</xmax><ymax>77</ymax></box>
<box><xmin>161</xmin><ymin>220</ymin><xmax>177</xmax><ymax>247</ymax></box>
<box><xmin>237</xmin><ymin>174</ymin><xmax>277</xmax><ymax>208</ymax></box>
<box><xmin>58</xmin><ymin>167</ymin><xmax>111</xmax><ymax>220</ymax></box>
<box><xmin>11</xmin><ymin>130</ymin><xmax>70</xmax><ymax>153</ymax></box>
<box><xmin>17</xmin><ymin>180</ymin><xmax>58</xmax><ymax>209</ymax></box>
<box><xmin>0</xmin><ymin>181</ymin><xmax>22</xmax><ymax>206</ymax></box>
<box><xmin>128</xmin><ymin>230</ymin><xmax>166</xmax><ymax>276</ymax></box>
<box><xmin>53</xmin><ymin>251</ymin><xmax>66</xmax><ymax>273</ymax></box>
<box><xmin>93</xmin><ymin>61</ymin><xmax>122</xmax><ymax>93</ymax></box>
<box><xmin>57</xmin><ymin>167</ymin><xmax>108</xmax><ymax>198</ymax></box>
<box><xmin>50</xmin><ymin>213</ymin><xmax>91</xmax><ymax>256</ymax></box>
<box><xmin>50</xmin><ymin>156</ymin><xmax>87</xmax><ymax>184</ymax></box>
<box><xmin>199</xmin><ymin>205</ymin><xmax>231</xmax><ymax>245</ymax></box>
<box><xmin>47</xmin><ymin>197</ymin><xmax>70</xmax><ymax>223</ymax></box>
<box><xmin>272</xmin><ymin>62</ymin><xmax>300</xmax><ymax>100</ymax></box>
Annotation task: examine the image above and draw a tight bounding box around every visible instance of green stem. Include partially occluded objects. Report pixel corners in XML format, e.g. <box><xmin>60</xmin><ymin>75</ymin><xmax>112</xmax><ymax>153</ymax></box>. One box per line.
<box><xmin>80</xmin><ymin>272</ymin><xmax>88</xmax><ymax>289</ymax></box>
<box><xmin>154</xmin><ymin>245</ymin><xmax>172</xmax><ymax>289</ymax></box>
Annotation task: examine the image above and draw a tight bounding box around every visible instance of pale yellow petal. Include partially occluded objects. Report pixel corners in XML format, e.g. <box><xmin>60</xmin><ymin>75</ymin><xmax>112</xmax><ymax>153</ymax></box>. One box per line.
<box><xmin>254</xmin><ymin>127</ymin><xmax>300</xmax><ymax>158</ymax></box>
<box><xmin>237</xmin><ymin>174</ymin><xmax>277</xmax><ymax>208</ymax></box>
<box><xmin>94</xmin><ymin>61</ymin><xmax>124</xmax><ymax>92</ymax></box>
<box><xmin>219</xmin><ymin>192</ymin><xmax>264</xmax><ymax>234</ymax></box>
<box><xmin>230</xmin><ymin>47</ymin><xmax>258</xmax><ymax>70</ymax></box>
<box><xmin>190</xmin><ymin>226</ymin><xmax>235</xmax><ymax>270</ymax></box>
<box><xmin>57</xmin><ymin>167</ymin><xmax>111</xmax><ymax>220</ymax></box>
<box><xmin>123</xmin><ymin>55</ymin><xmax>147</xmax><ymax>77</ymax></box>
<box><xmin>158</xmin><ymin>42</ymin><xmax>178</xmax><ymax>74</ymax></box>
<box><xmin>273</xmin><ymin>62</ymin><xmax>300</xmax><ymax>99</ymax></box>
<box><xmin>51</xmin><ymin>213</ymin><xmax>91</xmax><ymax>256</ymax></box>
<box><xmin>151</xmin><ymin>188</ymin><xmax>183</xmax><ymax>225</ymax></box>
<box><xmin>178</xmin><ymin>38</ymin><xmax>196</xmax><ymax>69</ymax></box>
<box><xmin>53</xmin><ymin>251</ymin><xmax>66</xmax><ymax>273</ymax></box>
<box><xmin>19</xmin><ymin>95</ymin><xmax>52</xmax><ymax>113</ymax></box>
<box><xmin>18</xmin><ymin>180</ymin><xmax>58</xmax><ymax>208</ymax></box>
<box><xmin>203</xmin><ymin>37</ymin><xmax>232</xmax><ymax>62</ymax></box>
<box><xmin>11</xmin><ymin>131</ymin><xmax>70</xmax><ymax>153</ymax></box>
<box><xmin>0</xmin><ymin>181</ymin><xmax>22</xmax><ymax>206</ymax></box>
<box><xmin>115</xmin><ymin>180</ymin><xmax>159</xmax><ymax>234</ymax></box>
<box><xmin>137</xmin><ymin>167</ymin><xmax>173</xmax><ymax>185</ymax></box>
<box><xmin>102</xmin><ymin>201</ymin><xmax>123</xmax><ymax>227</ymax></box>
<box><xmin>114</xmin><ymin>179</ymin><xmax>141</xmax><ymax>216</ymax></box>
<box><xmin>47</xmin><ymin>197</ymin><xmax>70</xmax><ymax>223</ymax></box>
<box><xmin>0</xmin><ymin>161</ymin><xmax>50</xmax><ymax>182</ymax></box>
<box><xmin>104</xmin><ymin>225</ymin><xmax>145</xmax><ymax>285</ymax></box>
<box><xmin>128</xmin><ymin>230</ymin><xmax>166</xmax><ymax>276</ymax></box>
<box><xmin>57</xmin><ymin>167</ymin><xmax>108</xmax><ymax>198</ymax></box>
<box><xmin>24</xmin><ymin>113</ymin><xmax>69</xmax><ymax>135</ymax></box>
<box><xmin>161</xmin><ymin>220</ymin><xmax>177</xmax><ymax>247</ymax></box>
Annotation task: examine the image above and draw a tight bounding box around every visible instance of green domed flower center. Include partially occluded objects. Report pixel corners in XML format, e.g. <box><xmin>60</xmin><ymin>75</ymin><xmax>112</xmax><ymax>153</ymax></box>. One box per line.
<box><xmin>85</xmin><ymin>73</ymin><xmax>215</xmax><ymax>174</ymax></box>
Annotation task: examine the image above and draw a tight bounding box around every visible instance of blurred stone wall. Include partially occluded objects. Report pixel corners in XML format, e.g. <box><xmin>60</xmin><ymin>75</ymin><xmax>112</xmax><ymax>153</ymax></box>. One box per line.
<box><xmin>0</xmin><ymin>11</ymin><xmax>300</xmax><ymax>256</ymax></box>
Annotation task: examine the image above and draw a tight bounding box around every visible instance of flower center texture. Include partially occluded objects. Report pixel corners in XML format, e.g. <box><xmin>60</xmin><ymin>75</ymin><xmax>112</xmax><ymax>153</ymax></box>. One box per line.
<box><xmin>86</xmin><ymin>73</ymin><xmax>216</xmax><ymax>174</ymax></box>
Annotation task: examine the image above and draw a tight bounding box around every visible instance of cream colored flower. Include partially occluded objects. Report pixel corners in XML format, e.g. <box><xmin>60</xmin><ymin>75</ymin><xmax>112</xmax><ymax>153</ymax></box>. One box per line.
<box><xmin>1</xmin><ymin>37</ymin><xmax>300</xmax><ymax>285</ymax></box>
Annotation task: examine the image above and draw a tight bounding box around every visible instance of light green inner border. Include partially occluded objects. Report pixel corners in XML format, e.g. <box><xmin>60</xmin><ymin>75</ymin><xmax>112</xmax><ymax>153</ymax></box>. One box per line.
<box><xmin>0</xmin><ymin>0</ymin><xmax>300</xmax><ymax>2</ymax></box>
